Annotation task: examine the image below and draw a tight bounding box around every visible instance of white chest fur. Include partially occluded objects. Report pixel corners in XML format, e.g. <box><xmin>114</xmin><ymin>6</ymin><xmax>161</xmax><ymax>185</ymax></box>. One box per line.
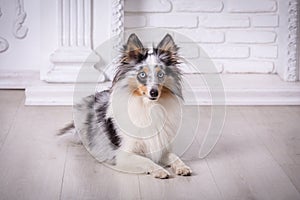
<box><xmin>107</xmin><ymin>88</ymin><xmax>182</xmax><ymax>163</ymax></box>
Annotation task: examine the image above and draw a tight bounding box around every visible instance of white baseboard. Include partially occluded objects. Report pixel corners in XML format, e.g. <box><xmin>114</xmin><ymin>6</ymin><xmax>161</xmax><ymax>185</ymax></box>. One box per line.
<box><xmin>25</xmin><ymin>82</ymin><xmax>111</xmax><ymax>105</ymax></box>
<box><xmin>183</xmin><ymin>74</ymin><xmax>300</xmax><ymax>105</ymax></box>
<box><xmin>0</xmin><ymin>70</ymin><xmax>40</xmax><ymax>89</ymax></box>
<box><xmin>25</xmin><ymin>74</ymin><xmax>300</xmax><ymax>106</ymax></box>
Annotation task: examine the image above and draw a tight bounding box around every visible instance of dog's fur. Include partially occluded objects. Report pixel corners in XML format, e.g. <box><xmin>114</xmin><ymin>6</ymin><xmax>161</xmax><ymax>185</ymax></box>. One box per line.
<box><xmin>60</xmin><ymin>34</ymin><xmax>191</xmax><ymax>178</ymax></box>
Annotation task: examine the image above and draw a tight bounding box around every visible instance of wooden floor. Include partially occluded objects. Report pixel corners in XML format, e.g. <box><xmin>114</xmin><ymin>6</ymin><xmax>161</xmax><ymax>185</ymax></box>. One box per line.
<box><xmin>0</xmin><ymin>90</ymin><xmax>300</xmax><ymax>200</ymax></box>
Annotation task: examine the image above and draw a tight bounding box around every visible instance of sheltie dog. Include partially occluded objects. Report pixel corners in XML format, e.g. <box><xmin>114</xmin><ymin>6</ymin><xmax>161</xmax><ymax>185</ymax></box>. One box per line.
<box><xmin>60</xmin><ymin>33</ymin><xmax>192</xmax><ymax>179</ymax></box>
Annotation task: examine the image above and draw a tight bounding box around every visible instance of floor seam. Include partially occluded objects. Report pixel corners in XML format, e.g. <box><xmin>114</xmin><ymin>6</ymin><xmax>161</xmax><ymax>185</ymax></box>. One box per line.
<box><xmin>59</xmin><ymin>145</ymin><xmax>69</xmax><ymax>200</ymax></box>
<box><xmin>137</xmin><ymin>175</ymin><xmax>143</xmax><ymax>200</ymax></box>
<box><xmin>205</xmin><ymin>159</ymin><xmax>225</xmax><ymax>200</ymax></box>
<box><xmin>279</xmin><ymin>164</ymin><xmax>300</xmax><ymax>195</ymax></box>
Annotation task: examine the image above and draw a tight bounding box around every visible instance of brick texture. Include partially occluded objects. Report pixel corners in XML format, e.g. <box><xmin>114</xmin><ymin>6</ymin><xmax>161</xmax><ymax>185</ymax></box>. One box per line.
<box><xmin>147</xmin><ymin>15</ymin><xmax>198</xmax><ymax>28</ymax></box>
<box><xmin>124</xmin><ymin>0</ymin><xmax>280</xmax><ymax>74</ymax></box>
<box><xmin>201</xmin><ymin>45</ymin><xmax>250</xmax><ymax>59</ymax></box>
<box><xmin>175</xmin><ymin>29</ymin><xmax>225</xmax><ymax>43</ymax></box>
<box><xmin>124</xmin><ymin>15</ymin><xmax>146</xmax><ymax>28</ymax></box>
<box><xmin>251</xmin><ymin>46</ymin><xmax>278</xmax><ymax>58</ymax></box>
<box><xmin>199</xmin><ymin>15</ymin><xmax>250</xmax><ymax>28</ymax></box>
<box><xmin>173</xmin><ymin>0</ymin><xmax>223</xmax><ymax>12</ymax></box>
<box><xmin>125</xmin><ymin>0</ymin><xmax>171</xmax><ymax>12</ymax></box>
<box><xmin>228</xmin><ymin>0</ymin><xmax>277</xmax><ymax>13</ymax></box>
<box><xmin>223</xmin><ymin>61</ymin><xmax>274</xmax><ymax>73</ymax></box>
<box><xmin>179</xmin><ymin>43</ymin><xmax>200</xmax><ymax>59</ymax></box>
<box><xmin>227</xmin><ymin>31</ymin><xmax>277</xmax><ymax>44</ymax></box>
<box><xmin>252</xmin><ymin>15</ymin><xmax>279</xmax><ymax>27</ymax></box>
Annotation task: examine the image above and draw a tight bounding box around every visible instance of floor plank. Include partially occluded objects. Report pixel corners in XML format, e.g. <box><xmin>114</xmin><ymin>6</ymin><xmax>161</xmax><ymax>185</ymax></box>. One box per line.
<box><xmin>206</xmin><ymin>108</ymin><xmax>256</xmax><ymax>200</ymax></box>
<box><xmin>174</xmin><ymin>105</ymin><xmax>208</xmax><ymax>161</ymax></box>
<box><xmin>60</xmin><ymin>145</ymin><xmax>141</xmax><ymax>200</ymax></box>
<box><xmin>0</xmin><ymin>90</ymin><xmax>24</xmax><ymax>149</ymax></box>
<box><xmin>240</xmin><ymin>106</ymin><xmax>300</xmax><ymax>165</ymax></box>
<box><xmin>0</xmin><ymin>102</ymin><xmax>72</xmax><ymax>200</ymax></box>
<box><xmin>207</xmin><ymin>107</ymin><xmax>300</xmax><ymax>200</ymax></box>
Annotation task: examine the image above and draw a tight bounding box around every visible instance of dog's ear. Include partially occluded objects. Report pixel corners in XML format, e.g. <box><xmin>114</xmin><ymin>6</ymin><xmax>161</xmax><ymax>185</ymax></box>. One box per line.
<box><xmin>157</xmin><ymin>34</ymin><xmax>178</xmax><ymax>53</ymax></box>
<box><xmin>121</xmin><ymin>33</ymin><xmax>147</xmax><ymax>64</ymax></box>
<box><xmin>155</xmin><ymin>34</ymin><xmax>179</xmax><ymax>66</ymax></box>
<box><xmin>126</xmin><ymin>33</ymin><xmax>143</xmax><ymax>50</ymax></box>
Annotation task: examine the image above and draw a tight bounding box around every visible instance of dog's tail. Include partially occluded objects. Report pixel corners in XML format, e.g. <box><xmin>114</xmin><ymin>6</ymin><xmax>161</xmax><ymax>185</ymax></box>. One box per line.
<box><xmin>58</xmin><ymin>121</ymin><xmax>75</xmax><ymax>135</ymax></box>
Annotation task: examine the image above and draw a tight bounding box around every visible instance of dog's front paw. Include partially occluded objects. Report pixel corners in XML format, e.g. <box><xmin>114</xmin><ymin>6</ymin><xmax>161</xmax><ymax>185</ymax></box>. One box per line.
<box><xmin>173</xmin><ymin>164</ymin><xmax>192</xmax><ymax>176</ymax></box>
<box><xmin>151</xmin><ymin>168</ymin><xmax>170</xmax><ymax>179</ymax></box>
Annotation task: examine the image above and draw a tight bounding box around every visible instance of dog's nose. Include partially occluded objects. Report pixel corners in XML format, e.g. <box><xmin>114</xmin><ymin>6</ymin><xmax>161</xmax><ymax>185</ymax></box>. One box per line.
<box><xmin>149</xmin><ymin>89</ymin><xmax>159</xmax><ymax>98</ymax></box>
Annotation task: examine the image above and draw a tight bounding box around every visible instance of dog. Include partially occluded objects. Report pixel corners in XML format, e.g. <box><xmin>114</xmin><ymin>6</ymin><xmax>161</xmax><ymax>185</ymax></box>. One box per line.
<box><xmin>60</xmin><ymin>33</ymin><xmax>192</xmax><ymax>179</ymax></box>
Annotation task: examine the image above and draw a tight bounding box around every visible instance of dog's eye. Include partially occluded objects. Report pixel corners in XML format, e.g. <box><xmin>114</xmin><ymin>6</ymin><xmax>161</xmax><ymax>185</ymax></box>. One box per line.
<box><xmin>157</xmin><ymin>71</ymin><xmax>165</xmax><ymax>78</ymax></box>
<box><xmin>139</xmin><ymin>72</ymin><xmax>146</xmax><ymax>78</ymax></box>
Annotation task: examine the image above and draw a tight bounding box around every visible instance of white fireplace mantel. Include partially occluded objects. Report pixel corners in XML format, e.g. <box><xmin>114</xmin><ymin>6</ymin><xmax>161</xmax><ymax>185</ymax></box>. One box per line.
<box><xmin>0</xmin><ymin>0</ymin><xmax>299</xmax><ymax>105</ymax></box>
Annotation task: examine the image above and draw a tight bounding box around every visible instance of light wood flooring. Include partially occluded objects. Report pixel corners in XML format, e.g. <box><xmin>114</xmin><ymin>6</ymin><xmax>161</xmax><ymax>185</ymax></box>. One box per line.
<box><xmin>0</xmin><ymin>90</ymin><xmax>300</xmax><ymax>200</ymax></box>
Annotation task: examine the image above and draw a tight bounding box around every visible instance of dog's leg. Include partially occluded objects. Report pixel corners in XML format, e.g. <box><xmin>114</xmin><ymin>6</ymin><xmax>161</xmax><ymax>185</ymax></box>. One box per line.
<box><xmin>114</xmin><ymin>151</ymin><xmax>170</xmax><ymax>179</ymax></box>
<box><xmin>161</xmin><ymin>152</ymin><xmax>192</xmax><ymax>176</ymax></box>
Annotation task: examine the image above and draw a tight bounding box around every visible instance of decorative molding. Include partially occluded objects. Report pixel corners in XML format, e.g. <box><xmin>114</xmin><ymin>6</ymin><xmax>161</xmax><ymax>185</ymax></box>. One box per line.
<box><xmin>0</xmin><ymin>7</ymin><xmax>9</xmax><ymax>53</ymax></box>
<box><xmin>0</xmin><ymin>37</ymin><xmax>9</xmax><ymax>53</ymax></box>
<box><xmin>101</xmin><ymin>0</ymin><xmax>124</xmax><ymax>81</ymax></box>
<box><xmin>297</xmin><ymin>0</ymin><xmax>300</xmax><ymax>81</ymax></box>
<box><xmin>286</xmin><ymin>0</ymin><xmax>298</xmax><ymax>81</ymax></box>
<box><xmin>13</xmin><ymin>0</ymin><xmax>29</xmax><ymax>39</ymax></box>
<box><xmin>111</xmin><ymin>0</ymin><xmax>124</xmax><ymax>50</ymax></box>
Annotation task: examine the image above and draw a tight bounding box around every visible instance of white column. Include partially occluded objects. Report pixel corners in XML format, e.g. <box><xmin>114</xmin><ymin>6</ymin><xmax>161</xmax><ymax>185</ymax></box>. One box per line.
<box><xmin>47</xmin><ymin>0</ymin><xmax>101</xmax><ymax>83</ymax></box>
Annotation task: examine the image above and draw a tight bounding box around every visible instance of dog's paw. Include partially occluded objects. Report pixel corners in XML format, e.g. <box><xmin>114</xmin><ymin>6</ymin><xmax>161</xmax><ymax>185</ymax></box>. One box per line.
<box><xmin>173</xmin><ymin>164</ymin><xmax>192</xmax><ymax>176</ymax></box>
<box><xmin>151</xmin><ymin>168</ymin><xmax>170</xmax><ymax>179</ymax></box>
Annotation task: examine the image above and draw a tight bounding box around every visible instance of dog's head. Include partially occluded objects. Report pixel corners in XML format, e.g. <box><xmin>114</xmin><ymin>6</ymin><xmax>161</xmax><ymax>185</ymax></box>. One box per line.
<box><xmin>113</xmin><ymin>34</ymin><xmax>182</xmax><ymax>101</ymax></box>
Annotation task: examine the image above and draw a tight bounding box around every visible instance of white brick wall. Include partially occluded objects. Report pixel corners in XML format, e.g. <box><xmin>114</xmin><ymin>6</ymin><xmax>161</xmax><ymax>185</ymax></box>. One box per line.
<box><xmin>124</xmin><ymin>0</ymin><xmax>280</xmax><ymax>74</ymax></box>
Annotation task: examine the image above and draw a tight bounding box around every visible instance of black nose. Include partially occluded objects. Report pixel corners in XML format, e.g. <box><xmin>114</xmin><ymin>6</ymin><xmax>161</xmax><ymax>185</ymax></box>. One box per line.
<box><xmin>149</xmin><ymin>89</ymin><xmax>159</xmax><ymax>98</ymax></box>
